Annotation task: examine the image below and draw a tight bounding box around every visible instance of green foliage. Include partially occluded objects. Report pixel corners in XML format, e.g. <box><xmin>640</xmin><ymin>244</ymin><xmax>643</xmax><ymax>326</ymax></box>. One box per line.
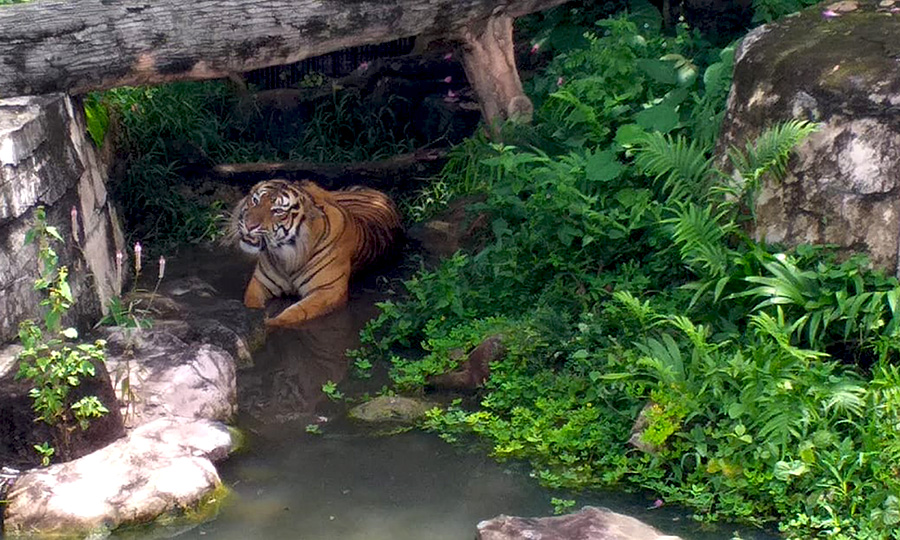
<box><xmin>551</xmin><ymin>497</ymin><xmax>577</xmax><ymax>515</ymax></box>
<box><xmin>105</xmin><ymin>80</ymin><xmax>419</xmax><ymax>247</ymax></box>
<box><xmin>321</xmin><ymin>380</ymin><xmax>345</xmax><ymax>401</ymax></box>
<box><xmin>16</xmin><ymin>207</ymin><xmax>109</xmax><ymax>464</ymax></box>
<box><xmin>752</xmin><ymin>0</ymin><xmax>820</xmax><ymax>23</ymax></box>
<box><xmin>33</xmin><ymin>442</ymin><xmax>54</xmax><ymax>467</ymax></box>
<box><xmin>356</xmin><ymin>6</ymin><xmax>900</xmax><ymax>538</ymax></box>
<box><xmin>83</xmin><ymin>93</ymin><xmax>110</xmax><ymax>147</ymax></box>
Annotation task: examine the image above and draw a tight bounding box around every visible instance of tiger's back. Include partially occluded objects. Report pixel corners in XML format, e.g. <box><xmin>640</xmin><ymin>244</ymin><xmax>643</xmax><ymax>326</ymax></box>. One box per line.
<box><xmin>333</xmin><ymin>186</ymin><xmax>402</xmax><ymax>272</ymax></box>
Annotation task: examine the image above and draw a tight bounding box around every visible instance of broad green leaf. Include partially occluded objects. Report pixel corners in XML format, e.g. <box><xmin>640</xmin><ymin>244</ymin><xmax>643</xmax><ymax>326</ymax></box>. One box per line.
<box><xmin>634</xmin><ymin>104</ymin><xmax>679</xmax><ymax>134</ymax></box>
<box><xmin>585</xmin><ymin>150</ymin><xmax>624</xmax><ymax>183</ymax></box>
<box><xmin>636</xmin><ymin>59</ymin><xmax>677</xmax><ymax>85</ymax></box>
<box><xmin>614</xmin><ymin>124</ymin><xmax>647</xmax><ymax>147</ymax></box>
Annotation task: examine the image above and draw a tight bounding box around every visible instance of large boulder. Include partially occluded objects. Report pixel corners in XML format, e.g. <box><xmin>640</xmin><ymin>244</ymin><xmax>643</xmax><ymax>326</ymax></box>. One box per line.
<box><xmin>4</xmin><ymin>417</ymin><xmax>235</xmax><ymax>537</ymax></box>
<box><xmin>100</xmin><ymin>327</ymin><xmax>237</xmax><ymax>428</ymax></box>
<box><xmin>477</xmin><ymin>506</ymin><xmax>682</xmax><ymax>540</ymax></box>
<box><xmin>718</xmin><ymin>0</ymin><xmax>900</xmax><ymax>275</ymax></box>
<box><xmin>0</xmin><ymin>94</ymin><xmax>125</xmax><ymax>342</ymax></box>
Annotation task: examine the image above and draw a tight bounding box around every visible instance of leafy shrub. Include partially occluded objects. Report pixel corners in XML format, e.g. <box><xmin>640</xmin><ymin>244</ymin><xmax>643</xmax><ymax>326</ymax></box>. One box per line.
<box><xmin>357</xmin><ymin>6</ymin><xmax>900</xmax><ymax>538</ymax></box>
<box><xmin>105</xmin><ymin>80</ymin><xmax>420</xmax><ymax>248</ymax></box>
<box><xmin>16</xmin><ymin>207</ymin><xmax>109</xmax><ymax>464</ymax></box>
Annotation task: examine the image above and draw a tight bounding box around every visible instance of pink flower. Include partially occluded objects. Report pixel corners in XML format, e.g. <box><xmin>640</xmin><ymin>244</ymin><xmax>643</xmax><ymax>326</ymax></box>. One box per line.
<box><xmin>134</xmin><ymin>242</ymin><xmax>142</xmax><ymax>274</ymax></box>
<box><xmin>822</xmin><ymin>9</ymin><xmax>839</xmax><ymax>18</ymax></box>
<box><xmin>530</xmin><ymin>43</ymin><xmax>540</xmax><ymax>54</ymax></box>
<box><xmin>70</xmin><ymin>206</ymin><xmax>79</xmax><ymax>244</ymax></box>
<box><xmin>158</xmin><ymin>256</ymin><xmax>166</xmax><ymax>280</ymax></box>
<box><xmin>443</xmin><ymin>76</ymin><xmax>452</xmax><ymax>83</ymax></box>
<box><xmin>443</xmin><ymin>52</ymin><xmax>453</xmax><ymax>60</ymax></box>
<box><xmin>115</xmin><ymin>250</ymin><xmax>124</xmax><ymax>293</ymax></box>
<box><xmin>443</xmin><ymin>89</ymin><xmax>459</xmax><ymax>103</ymax></box>
<box><xmin>557</xmin><ymin>76</ymin><xmax>565</xmax><ymax>87</ymax></box>
<box><xmin>650</xmin><ymin>499</ymin><xmax>664</xmax><ymax>509</ymax></box>
<box><xmin>358</xmin><ymin>61</ymin><xmax>369</xmax><ymax>71</ymax></box>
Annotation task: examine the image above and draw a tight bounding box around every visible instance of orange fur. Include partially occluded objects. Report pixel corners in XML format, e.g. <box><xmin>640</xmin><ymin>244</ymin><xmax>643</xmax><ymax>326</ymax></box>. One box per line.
<box><xmin>231</xmin><ymin>180</ymin><xmax>400</xmax><ymax>328</ymax></box>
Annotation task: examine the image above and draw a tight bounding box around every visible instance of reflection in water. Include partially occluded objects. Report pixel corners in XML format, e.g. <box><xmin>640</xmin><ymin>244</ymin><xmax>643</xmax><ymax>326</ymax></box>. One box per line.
<box><xmin>239</xmin><ymin>307</ymin><xmax>360</xmax><ymax>424</ymax></box>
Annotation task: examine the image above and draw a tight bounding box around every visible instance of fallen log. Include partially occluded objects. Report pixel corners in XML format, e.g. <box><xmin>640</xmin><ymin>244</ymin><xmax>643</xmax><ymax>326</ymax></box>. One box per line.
<box><xmin>0</xmin><ymin>0</ymin><xmax>566</xmax><ymax>97</ymax></box>
<box><xmin>212</xmin><ymin>148</ymin><xmax>450</xmax><ymax>189</ymax></box>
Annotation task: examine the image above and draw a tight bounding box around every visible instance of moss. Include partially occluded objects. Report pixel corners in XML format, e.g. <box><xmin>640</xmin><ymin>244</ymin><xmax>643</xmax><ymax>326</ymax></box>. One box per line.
<box><xmin>110</xmin><ymin>483</ymin><xmax>233</xmax><ymax>539</ymax></box>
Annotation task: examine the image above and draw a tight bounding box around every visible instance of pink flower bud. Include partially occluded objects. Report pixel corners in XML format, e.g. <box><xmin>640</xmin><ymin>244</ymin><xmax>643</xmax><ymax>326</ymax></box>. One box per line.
<box><xmin>557</xmin><ymin>76</ymin><xmax>565</xmax><ymax>87</ymax></box>
<box><xmin>443</xmin><ymin>76</ymin><xmax>452</xmax><ymax>83</ymax></box>
<box><xmin>530</xmin><ymin>43</ymin><xmax>540</xmax><ymax>54</ymax></box>
<box><xmin>115</xmin><ymin>250</ymin><xmax>124</xmax><ymax>294</ymax></box>
<box><xmin>358</xmin><ymin>61</ymin><xmax>369</xmax><ymax>71</ymax></box>
<box><xmin>821</xmin><ymin>9</ymin><xmax>839</xmax><ymax>18</ymax></box>
<box><xmin>70</xmin><ymin>206</ymin><xmax>79</xmax><ymax>244</ymax></box>
<box><xmin>443</xmin><ymin>52</ymin><xmax>453</xmax><ymax>60</ymax></box>
<box><xmin>134</xmin><ymin>242</ymin><xmax>142</xmax><ymax>274</ymax></box>
<box><xmin>158</xmin><ymin>256</ymin><xmax>166</xmax><ymax>281</ymax></box>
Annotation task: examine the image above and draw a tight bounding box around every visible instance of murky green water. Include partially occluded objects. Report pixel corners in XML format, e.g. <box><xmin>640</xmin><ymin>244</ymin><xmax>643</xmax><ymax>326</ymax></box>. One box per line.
<box><xmin>134</xmin><ymin>249</ymin><xmax>778</xmax><ymax>540</ymax></box>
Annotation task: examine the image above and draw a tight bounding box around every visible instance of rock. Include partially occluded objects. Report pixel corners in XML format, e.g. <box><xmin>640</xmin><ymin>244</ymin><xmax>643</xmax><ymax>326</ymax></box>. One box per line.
<box><xmin>718</xmin><ymin>0</ymin><xmax>900</xmax><ymax>275</ymax></box>
<box><xmin>407</xmin><ymin>195</ymin><xmax>489</xmax><ymax>264</ymax></box>
<box><xmin>4</xmin><ymin>417</ymin><xmax>235</xmax><ymax>537</ymax></box>
<box><xmin>477</xmin><ymin>506</ymin><xmax>682</xmax><ymax>540</ymax></box>
<box><xmin>128</xmin><ymin>275</ymin><xmax>265</xmax><ymax>367</ymax></box>
<box><xmin>428</xmin><ymin>334</ymin><xmax>505</xmax><ymax>390</ymax></box>
<box><xmin>628</xmin><ymin>402</ymin><xmax>662</xmax><ymax>454</ymax></box>
<box><xmin>0</xmin><ymin>343</ymin><xmax>125</xmax><ymax>469</ymax></box>
<box><xmin>100</xmin><ymin>328</ymin><xmax>236</xmax><ymax>428</ymax></box>
<box><xmin>0</xmin><ymin>94</ymin><xmax>125</xmax><ymax>343</ymax></box>
<box><xmin>349</xmin><ymin>396</ymin><xmax>436</xmax><ymax>423</ymax></box>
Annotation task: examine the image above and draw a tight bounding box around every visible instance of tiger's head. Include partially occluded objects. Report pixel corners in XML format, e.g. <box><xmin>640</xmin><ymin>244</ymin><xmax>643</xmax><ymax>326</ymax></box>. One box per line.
<box><xmin>231</xmin><ymin>180</ymin><xmax>309</xmax><ymax>255</ymax></box>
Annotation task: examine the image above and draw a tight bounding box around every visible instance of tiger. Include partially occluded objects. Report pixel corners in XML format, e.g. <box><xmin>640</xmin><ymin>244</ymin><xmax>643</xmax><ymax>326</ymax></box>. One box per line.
<box><xmin>228</xmin><ymin>179</ymin><xmax>401</xmax><ymax>329</ymax></box>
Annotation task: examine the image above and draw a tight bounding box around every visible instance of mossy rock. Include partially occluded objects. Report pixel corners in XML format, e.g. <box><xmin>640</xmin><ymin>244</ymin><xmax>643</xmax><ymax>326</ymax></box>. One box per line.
<box><xmin>348</xmin><ymin>396</ymin><xmax>437</xmax><ymax>423</ymax></box>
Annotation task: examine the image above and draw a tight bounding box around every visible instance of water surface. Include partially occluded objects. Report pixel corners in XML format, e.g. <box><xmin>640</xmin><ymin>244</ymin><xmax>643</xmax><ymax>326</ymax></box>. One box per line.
<box><xmin>139</xmin><ymin>248</ymin><xmax>778</xmax><ymax>540</ymax></box>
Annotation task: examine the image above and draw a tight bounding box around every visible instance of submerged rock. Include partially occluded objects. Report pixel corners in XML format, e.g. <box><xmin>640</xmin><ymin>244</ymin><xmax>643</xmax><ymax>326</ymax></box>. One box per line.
<box><xmin>4</xmin><ymin>417</ymin><xmax>236</xmax><ymax>537</ymax></box>
<box><xmin>477</xmin><ymin>506</ymin><xmax>682</xmax><ymax>540</ymax></box>
<box><xmin>349</xmin><ymin>396</ymin><xmax>436</xmax><ymax>423</ymax></box>
<box><xmin>719</xmin><ymin>0</ymin><xmax>900</xmax><ymax>275</ymax></box>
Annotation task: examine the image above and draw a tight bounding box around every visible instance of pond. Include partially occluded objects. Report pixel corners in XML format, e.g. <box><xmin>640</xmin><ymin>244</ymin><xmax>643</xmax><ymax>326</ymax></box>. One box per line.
<box><xmin>119</xmin><ymin>247</ymin><xmax>778</xmax><ymax>540</ymax></box>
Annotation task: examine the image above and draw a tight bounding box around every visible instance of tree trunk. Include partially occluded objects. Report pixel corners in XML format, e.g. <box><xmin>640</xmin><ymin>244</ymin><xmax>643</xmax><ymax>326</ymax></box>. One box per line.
<box><xmin>457</xmin><ymin>14</ymin><xmax>533</xmax><ymax>136</ymax></box>
<box><xmin>0</xmin><ymin>0</ymin><xmax>567</xmax><ymax>98</ymax></box>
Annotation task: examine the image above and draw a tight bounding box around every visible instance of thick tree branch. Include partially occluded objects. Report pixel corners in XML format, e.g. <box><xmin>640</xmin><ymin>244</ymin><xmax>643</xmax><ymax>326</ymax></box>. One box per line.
<box><xmin>0</xmin><ymin>0</ymin><xmax>568</xmax><ymax>98</ymax></box>
<box><xmin>212</xmin><ymin>148</ymin><xmax>449</xmax><ymax>189</ymax></box>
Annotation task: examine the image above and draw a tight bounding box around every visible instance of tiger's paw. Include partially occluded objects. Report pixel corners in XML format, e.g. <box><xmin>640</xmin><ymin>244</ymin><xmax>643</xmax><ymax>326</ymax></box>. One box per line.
<box><xmin>264</xmin><ymin>315</ymin><xmax>303</xmax><ymax>331</ymax></box>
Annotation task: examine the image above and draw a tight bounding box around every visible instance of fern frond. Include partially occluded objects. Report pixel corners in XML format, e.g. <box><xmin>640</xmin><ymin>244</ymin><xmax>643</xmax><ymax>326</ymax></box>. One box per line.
<box><xmin>666</xmin><ymin>202</ymin><xmax>737</xmax><ymax>278</ymax></box>
<box><xmin>728</xmin><ymin>120</ymin><xmax>818</xmax><ymax>188</ymax></box>
<box><xmin>633</xmin><ymin>132</ymin><xmax>714</xmax><ymax>202</ymax></box>
<box><xmin>821</xmin><ymin>380</ymin><xmax>866</xmax><ymax>420</ymax></box>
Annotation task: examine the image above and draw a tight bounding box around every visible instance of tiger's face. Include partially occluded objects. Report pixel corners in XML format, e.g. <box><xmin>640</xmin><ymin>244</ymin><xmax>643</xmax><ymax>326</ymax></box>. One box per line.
<box><xmin>236</xmin><ymin>181</ymin><xmax>307</xmax><ymax>254</ymax></box>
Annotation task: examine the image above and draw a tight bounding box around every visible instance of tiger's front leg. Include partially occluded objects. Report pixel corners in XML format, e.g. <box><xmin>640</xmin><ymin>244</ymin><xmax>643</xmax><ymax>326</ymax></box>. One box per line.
<box><xmin>243</xmin><ymin>270</ymin><xmax>273</xmax><ymax>309</ymax></box>
<box><xmin>265</xmin><ymin>270</ymin><xmax>351</xmax><ymax>329</ymax></box>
